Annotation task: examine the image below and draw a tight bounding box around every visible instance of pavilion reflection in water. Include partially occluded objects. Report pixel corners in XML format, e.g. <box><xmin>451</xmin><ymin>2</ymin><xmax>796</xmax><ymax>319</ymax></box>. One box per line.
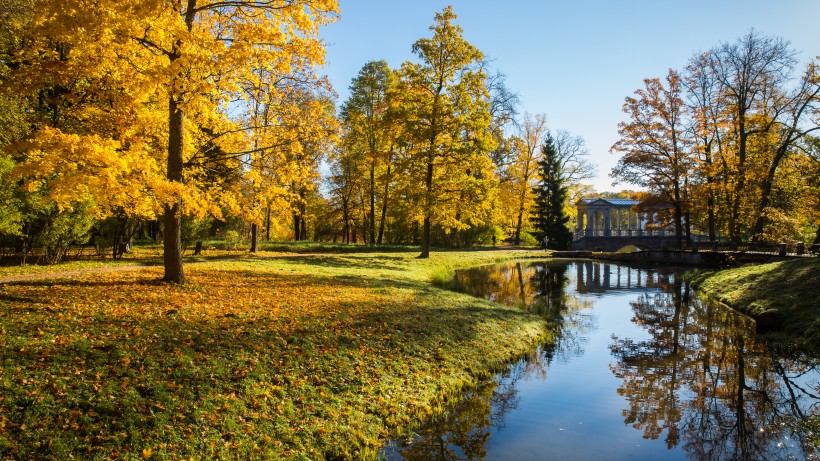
<box><xmin>574</xmin><ymin>260</ymin><xmax>675</xmax><ymax>294</ymax></box>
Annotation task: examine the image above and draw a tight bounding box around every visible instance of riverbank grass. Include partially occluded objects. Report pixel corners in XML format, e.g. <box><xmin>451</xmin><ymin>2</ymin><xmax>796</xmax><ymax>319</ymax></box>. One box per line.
<box><xmin>0</xmin><ymin>249</ymin><xmax>547</xmax><ymax>460</ymax></box>
<box><xmin>690</xmin><ymin>258</ymin><xmax>820</xmax><ymax>349</ymax></box>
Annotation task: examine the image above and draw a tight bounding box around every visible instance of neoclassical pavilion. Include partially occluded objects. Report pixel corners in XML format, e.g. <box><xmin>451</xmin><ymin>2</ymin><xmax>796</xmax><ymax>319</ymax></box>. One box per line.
<box><xmin>574</xmin><ymin>197</ymin><xmax>673</xmax><ymax>239</ymax></box>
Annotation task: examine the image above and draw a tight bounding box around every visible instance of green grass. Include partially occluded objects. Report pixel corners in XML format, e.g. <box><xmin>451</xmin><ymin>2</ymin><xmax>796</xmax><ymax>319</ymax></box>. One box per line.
<box><xmin>689</xmin><ymin>258</ymin><xmax>820</xmax><ymax>349</ymax></box>
<box><xmin>0</xmin><ymin>248</ymin><xmax>549</xmax><ymax>460</ymax></box>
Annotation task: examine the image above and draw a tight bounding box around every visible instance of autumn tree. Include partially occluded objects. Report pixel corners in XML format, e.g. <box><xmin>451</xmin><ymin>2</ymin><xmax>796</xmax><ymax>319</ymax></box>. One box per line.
<box><xmin>6</xmin><ymin>0</ymin><xmax>338</xmax><ymax>282</ymax></box>
<box><xmin>532</xmin><ymin>133</ymin><xmax>573</xmax><ymax>250</ymax></box>
<box><xmin>746</xmin><ymin>60</ymin><xmax>820</xmax><ymax>241</ymax></box>
<box><xmin>328</xmin><ymin>144</ymin><xmax>364</xmax><ymax>243</ymax></box>
<box><xmin>509</xmin><ymin>112</ymin><xmax>547</xmax><ymax>245</ymax></box>
<box><xmin>706</xmin><ymin>30</ymin><xmax>798</xmax><ymax>243</ymax></box>
<box><xmin>552</xmin><ymin>130</ymin><xmax>596</xmax><ymax>200</ymax></box>
<box><xmin>340</xmin><ymin>60</ymin><xmax>396</xmax><ymax>245</ymax></box>
<box><xmin>683</xmin><ymin>52</ymin><xmax>726</xmax><ymax>242</ymax></box>
<box><xmin>0</xmin><ymin>1</ymin><xmax>29</xmax><ymax>238</ymax></box>
<box><xmin>612</xmin><ymin>70</ymin><xmax>694</xmax><ymax>248</ymax></box>
<box><xmin>398</xmin><ymin>7</ymin><xmax>496</xmax><ymax>257</ymax></box>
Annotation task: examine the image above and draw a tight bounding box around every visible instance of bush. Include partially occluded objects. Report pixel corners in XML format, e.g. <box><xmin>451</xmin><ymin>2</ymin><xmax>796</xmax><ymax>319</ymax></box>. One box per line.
<box><xmin>181</xmin><ymin>216</ymin><xmax>212</xmax><ymax>250</ymax></box>
<box><xmin>224</xmin><ymin>230</ymin><xmax>242</xmax><ymax>250</ymax></box>
<box><xmin>518</xmin><ymin>231</ymin><xmax>539</xmax><ymax>247</ymax></box>
<box><xmin>37</xmin><ymin>203</ymin><xmax>95</xmax><ymax>264</ymax></box>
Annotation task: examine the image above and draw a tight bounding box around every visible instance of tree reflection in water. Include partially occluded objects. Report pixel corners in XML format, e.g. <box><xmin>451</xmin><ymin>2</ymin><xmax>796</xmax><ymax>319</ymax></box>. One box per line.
<box><xmin>384</xmin><ymin>262</ymin><xmax>592</xmax><ymax>460</ymax></box>
<box><xmin>382</xmin><ymin>261</ymin><xmax>819</xmax><ymax>460</ymax></box>
<box><xmin>610</xmin><ymin>274</ymin><xmax>820</xmax><ymax>460</ymax></box>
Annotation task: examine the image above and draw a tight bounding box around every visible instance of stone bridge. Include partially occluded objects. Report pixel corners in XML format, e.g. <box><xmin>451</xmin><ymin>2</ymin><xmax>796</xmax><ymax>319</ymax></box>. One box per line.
<box><xmin>571</xmin><ymin>234</ymin><xmax>682</xmax><ymax>251</ymax></box>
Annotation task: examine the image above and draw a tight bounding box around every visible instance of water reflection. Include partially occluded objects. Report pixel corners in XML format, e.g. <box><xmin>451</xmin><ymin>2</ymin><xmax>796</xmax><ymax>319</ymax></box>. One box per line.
<box><xmin>611</xmin><ymin>276</ymin><xmax>819</xmax><ymax>460</ymax></box>
<box><xmin>381</xmin><ymin>261</ymin><xmax>819</xmax><ymax>461</ymax></box>
<box><xmin>448</xmin><ymin>262</ymin><xmax>595</xmax><ymax>361</ymax></box>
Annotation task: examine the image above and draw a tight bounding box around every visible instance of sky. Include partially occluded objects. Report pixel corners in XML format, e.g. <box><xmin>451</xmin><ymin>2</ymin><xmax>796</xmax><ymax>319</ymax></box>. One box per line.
<box><xmin>319</xmin><ymin>0</ymin><xmax>819</xmax><ymax>192</ymax></box>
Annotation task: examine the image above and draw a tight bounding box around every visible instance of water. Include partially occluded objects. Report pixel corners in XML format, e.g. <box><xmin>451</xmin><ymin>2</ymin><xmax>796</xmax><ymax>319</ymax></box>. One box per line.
<box><xmin>380</xmin><ymin>260</ymin><xmax>820</xmax><ymax>460</ymax></box>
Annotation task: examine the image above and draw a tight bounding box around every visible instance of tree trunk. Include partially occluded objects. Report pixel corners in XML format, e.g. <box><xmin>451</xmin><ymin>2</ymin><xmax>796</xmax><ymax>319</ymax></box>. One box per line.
<box><xmin>419</xmin><ymin>158</ymin><xmax>433</xmax><ymax>258</ymax></box>
<box><xmin>750</xmin><ymin>144</ymin><xmax>789</xmax><ymax>242</ymax></box>
<box><xmin>377</xmin><ymin>163</ymin><xmax>390</xmax><ymax>245</ymax></box>
<box><xmin>728</xmin><ymin>122</ymin><xmax>748</xmax><ymax>244</ymax></box>
<box><xmin>163</xmin><ymin>95</ymin><xmax>185</xmax><ymax>283</ymax></box>
<box><xmin>703</xmin><ymin>146</ymin><xmax>717</xmax><ymax>242</ymax></box>
<box><xmin>162</xmin><ymin>2</ymin><xmax>195</xmax><ymax>284</ymax></box>
<box><xmin>342</xmin><ymin>200</ymin><xmax>350</xmax><ymax>244</ymax></box>
<box><xmin>369</xmin><ymin>162</ymin><xmax>376</xmax><ymax>245</ymax></box>
<box><xmin>293</xmin><ymin>213</ymin><xmax>300</xmax><ymax>241</ymax></box>
<box><xmin>265</xmin><ymin>206</ymin><xmax>271</xmax><ymax>241</ymax></box>
<box><xmin>514</xmin><ymin>208</ymin><xmax>524</xmax><ymax>246</ymax></box>
<box><xmin>250</xmin><ymin>223</ymin><xmax>258</xmax><ymax>253</ymax></box>
<box><xmin>673</xmin><ymin>204</ymin><xmax>683</xmax><ymax>250</ymax></box>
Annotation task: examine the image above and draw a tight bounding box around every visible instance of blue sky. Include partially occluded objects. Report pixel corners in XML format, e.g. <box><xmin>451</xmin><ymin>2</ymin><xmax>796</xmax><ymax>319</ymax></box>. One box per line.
<box><xmin>320</xmin><ymin>1</ymin><xmax>819</xmax><ymax>192</ymax></box>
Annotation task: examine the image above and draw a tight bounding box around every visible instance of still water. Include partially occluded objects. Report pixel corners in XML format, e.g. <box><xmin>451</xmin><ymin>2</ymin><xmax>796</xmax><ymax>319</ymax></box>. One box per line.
<box><xmin>380</xmin><ymin>260</ymin><xmax>820</xmax><ymax>460</ymax></box>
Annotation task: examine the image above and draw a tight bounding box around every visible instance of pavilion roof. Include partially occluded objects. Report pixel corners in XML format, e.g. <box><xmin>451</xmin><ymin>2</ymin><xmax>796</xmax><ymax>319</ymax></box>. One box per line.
<box><xmin>578</xmin><ymin>198</ymin><xmax>639</xmax><ymax>207</ymax></box>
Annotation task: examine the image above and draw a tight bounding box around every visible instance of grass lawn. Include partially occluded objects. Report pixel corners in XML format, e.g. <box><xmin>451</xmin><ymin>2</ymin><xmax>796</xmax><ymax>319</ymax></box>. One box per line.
<box><xmin>0</xmin><ymin>247</ymin><xmax>549</xmax><ymax>460</ymax></box>
<box><xmin>690</xmin><ymin>257</ymin><xmax>820</xmax><ymax>349</ymax></box>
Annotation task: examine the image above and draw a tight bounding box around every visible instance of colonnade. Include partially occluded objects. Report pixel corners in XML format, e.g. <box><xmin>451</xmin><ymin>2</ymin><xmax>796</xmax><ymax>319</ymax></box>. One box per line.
<box><xmin>574</xmin><ymin>199</ymin><xmax>672</xmax><ymax>239</ymax></box>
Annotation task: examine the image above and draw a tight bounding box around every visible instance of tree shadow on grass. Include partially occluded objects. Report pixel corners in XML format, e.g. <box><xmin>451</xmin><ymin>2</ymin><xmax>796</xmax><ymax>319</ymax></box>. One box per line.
<box><xmin>245</xmin><ymin>254</ymin><xmax>410</xmax><ymax>271</ymax></box>
<box><xmin>0</xmin><ymin>268</ymin><xmax>539</xmax><ymax>460</ymax></box>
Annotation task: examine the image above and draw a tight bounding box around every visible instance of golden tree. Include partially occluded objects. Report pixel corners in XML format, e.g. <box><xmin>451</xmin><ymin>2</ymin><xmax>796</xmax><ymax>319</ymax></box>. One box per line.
<box><xmin>6</xmin><ymin>0</ymin><xmax>338</xmax><ymax>282</ymax></box>
<box><xmin>397</xmin><ymin>6</ymin><xmax>496</xmax><ymax>257</ymax></box>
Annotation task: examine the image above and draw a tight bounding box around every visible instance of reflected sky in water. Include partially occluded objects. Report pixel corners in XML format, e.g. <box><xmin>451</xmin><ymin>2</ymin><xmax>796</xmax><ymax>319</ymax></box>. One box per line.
<box><xmin>380</xmin><ymin>260</ymin><xmax>820</xmax><ymax>461</ymax></box>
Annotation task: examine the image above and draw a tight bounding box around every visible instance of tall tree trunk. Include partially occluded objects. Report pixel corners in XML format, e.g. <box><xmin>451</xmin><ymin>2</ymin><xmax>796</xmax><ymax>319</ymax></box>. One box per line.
<box><xmin>728</xmin><ymin>123</ymin><xmax>748</xmax><ymax>244</ymax></box>
<box><xmin>673</xmin><ymin>184</ymin><xmax>684</xmax><ymax>250</ymax></box>
<box><xmin>420</xmin><ymin>158</ymin><xmax>433</xmax><ymax>258</ymax></box>
<box><xmin>163</xmin><ymin>95</ymin><xmax>185</xmax><ymax>283</ymax></box>
<box><xmin>377</xmin><ymin>163</ymin><xmax>390</xmax><ymax>244</ymax></box>
<box><xmin>250</xmin><ymin>223</ymin><xmax>258</xmax><ymax>253</ymax></box>
<box><xmin>369</xmin><ymin>162</ymin><xmax>376</xmax><ymax>245</ymax></box>
<box><xmin>265</xmin><ymin>206</ymin><xmax>271</xmax><ymax>241</ymax></box>
<box><xmin>514</xmin><ymin>207</ymin><xmax>524</xmax><ymax>246</ymax></box>
<box><xmin>293</xmin><ymin>212</ymin><xmax>300</xmax><ymax>241</ymax></box>
<box><xmin>162</xmin><ymin>1</ymin><xmax>196</xmax><ymax>284</ymax></box>
<box><xmin>359</xmin><ymin>191</ymin><xmax>368</xmax><ymax>245</ymax></box>
<box><xmin>703</xmin><ymin>146</ymin><xmax>717</xmax><ymax>241</ymax></box>
<box><xmin>515</xmin><ymin>160</ymin><xmax>529</xmax><ymax>246</ymax></box>
<box><xmin>342</xmin><ymin>199</ymin><xmax>350</xmax><ymax>244</ymax></box>
<box><xmin>750</xmin><ymin>144</ymin><xmax>789</xmax><ymax>242</ymax></box>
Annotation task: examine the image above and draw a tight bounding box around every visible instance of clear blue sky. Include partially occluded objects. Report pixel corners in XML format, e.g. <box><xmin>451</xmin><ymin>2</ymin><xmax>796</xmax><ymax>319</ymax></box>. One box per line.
<box><xmin>320</xmin><ymin>0</ymin><xmax>819</xmax><ymax>192</ymax></box>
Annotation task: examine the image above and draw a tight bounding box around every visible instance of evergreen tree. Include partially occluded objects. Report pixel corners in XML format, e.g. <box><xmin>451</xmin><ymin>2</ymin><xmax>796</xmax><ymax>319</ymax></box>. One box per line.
<box><xmin>532</xmin><ymin>133</ymin><xmax>573</xmax><ymax>250</ymax></box>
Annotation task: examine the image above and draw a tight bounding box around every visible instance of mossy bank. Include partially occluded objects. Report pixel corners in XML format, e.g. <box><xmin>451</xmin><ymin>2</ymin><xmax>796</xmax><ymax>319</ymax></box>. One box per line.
<box><xmin>689</xmin><ymin>258</ymin><xmax>820</xmax><ymax>350</ymax></box>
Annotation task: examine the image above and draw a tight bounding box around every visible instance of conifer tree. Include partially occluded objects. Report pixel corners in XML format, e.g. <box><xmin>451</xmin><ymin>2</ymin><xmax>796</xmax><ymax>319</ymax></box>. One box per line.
<box><xmin>531</xmin><ymin>133</ymin><xmax>573</xmax><ymax>250</ymax></box>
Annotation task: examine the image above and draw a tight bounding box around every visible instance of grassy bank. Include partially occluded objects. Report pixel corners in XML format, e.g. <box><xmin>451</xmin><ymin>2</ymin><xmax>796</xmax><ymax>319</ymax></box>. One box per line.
<box><xmin>689</xmin><ymin>258</ymin><xmax>820</xmax><ymax>349</ymax></box>
<box><xmin>0</xmin><ymin>248</ymin><xmax>548</xmax><ymax>460</ymax></box>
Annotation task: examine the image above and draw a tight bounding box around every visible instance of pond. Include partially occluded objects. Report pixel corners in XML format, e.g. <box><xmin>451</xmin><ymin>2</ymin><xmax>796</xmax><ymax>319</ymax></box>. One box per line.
<box><xmin>379</xmin><ymin>260</ymin><xmax>820</xmax><ymax>460</ymax></box>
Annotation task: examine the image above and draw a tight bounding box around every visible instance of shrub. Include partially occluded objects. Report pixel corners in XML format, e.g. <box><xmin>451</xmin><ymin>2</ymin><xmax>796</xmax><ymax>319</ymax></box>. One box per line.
<box><xmin>224</xmin><ymin>230</ymin><xmax>242</xmax><ymax>250</ymax></box>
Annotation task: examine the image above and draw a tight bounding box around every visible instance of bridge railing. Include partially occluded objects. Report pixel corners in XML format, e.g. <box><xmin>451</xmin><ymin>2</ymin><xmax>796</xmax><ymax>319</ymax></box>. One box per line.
<box><xmin>572</xmin><ymin>233</ymin><xmax>815</xmax><ymax>256</ymax></box>
<box><xmin>574</xmin><ymin>228</ymin><xmax>677</xmax><ymax>239</ymax></box>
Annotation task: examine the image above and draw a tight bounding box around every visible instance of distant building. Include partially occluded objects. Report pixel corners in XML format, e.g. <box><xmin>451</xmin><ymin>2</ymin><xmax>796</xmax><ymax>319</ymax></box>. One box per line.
<box><xmin>572</xmin><ymin>197</ymin><xmax>676</xmax><ymax>251</ymax></box>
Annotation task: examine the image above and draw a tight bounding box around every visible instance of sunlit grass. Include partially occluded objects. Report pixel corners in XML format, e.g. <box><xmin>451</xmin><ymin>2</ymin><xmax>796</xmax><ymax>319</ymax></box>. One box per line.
<box><xmin>690</xmin><ymin>258</ymin><xmax>820</xmax><ymax>349</ymax></box>
<box><xmin>0</xmin><ymin>248</ymin><xmax>548</xmax><ymax>460</ymax></box>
